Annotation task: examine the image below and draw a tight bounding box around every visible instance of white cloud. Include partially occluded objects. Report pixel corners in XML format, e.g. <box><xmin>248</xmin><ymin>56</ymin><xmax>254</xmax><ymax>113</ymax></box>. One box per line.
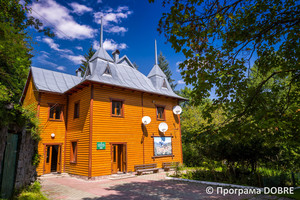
<box><xmin>36</xmin><ymin>52</ymin><xmax>57</xmax><ymax>68</ymax></box>
<box><xmin>93</xmin><ymin>39</ymin><xmax>127</xmax><ymax>51</ymax></box>
<box><xmin>97</xmin><ymin>0</ymin><xmax>102</xmax><ymax>3</ymax></box>
<box><xmin>75</xmin><ymin>46</ymin><xmax>83</xmax><ymax>51</ymax></box>
<box><xmin>63</xmin><ymin>54</ymin><xmax>84</xmax><ymax>64</ymax></box>
<box><xmin>69</xmin><ymin>2</ymin><xmax>92</xmax><ymax>15</ymax></box>
<box><xmin>177</xmin><ymin>80</ymin><xmax>185</xmax><ymax>85</ymax></box>
<box><xmin>94</xmin><ymin>6</ymin><xmax>132</xmax><ymax>34</ymax></box>
<box><xmin>43</xmin><ymin>37</ymin><xmax>73</xmax><ymax>53</ymax></box>
<box><xmin>56</xmin><ymin>66</ymin><xmax>66</xmax><ymax>71</ymax></box>
<box><xmin>31</xmin><ymin>0</ymin><xmax>96</xmax><ymax>39</ymax></box>
<box><xmin>176</xmin><ymin>61</ymin><xmax>182</xmax><ymax>66</ymax></box>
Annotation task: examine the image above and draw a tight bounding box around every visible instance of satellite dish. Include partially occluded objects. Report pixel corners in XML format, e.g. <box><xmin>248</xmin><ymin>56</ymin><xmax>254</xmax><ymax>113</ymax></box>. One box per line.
<box><xmin>159</xmin><ymin>122</ymin><xmax>168</xmax><ymax>133</ymax></box>
<box><xmin>173</xmin><ymin>105</ymin><xmax>182</xmax><ymax>115</ymax></box>
<box><xmin>142</xmin><ymin>116</ymin><xmax>151</xmax><ymax>125</ymax></box>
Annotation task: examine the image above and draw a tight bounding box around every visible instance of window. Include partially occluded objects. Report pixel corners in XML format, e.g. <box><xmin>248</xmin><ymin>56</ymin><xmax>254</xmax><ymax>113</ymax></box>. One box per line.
<box><xmin>49</xmin><ymin>104</ymin><xmax>63</xmax><ymax>120</ymax></box>
<box><xmin>111</xmin><ymin>100</ymin><xmax>123</xmax><ymax>117</ymax></box>
<box><xmin>103</xmin><ymin>65</ymin><xmax>111</xmax><ymax>75</ymax></box>
<box><xmin>70</xmin><ymin>141</ymin><xmax>77</xmax><ymax>163</ymax></box>
<box><xmin>156</xmin><ymin>106</ymin><xmax>165</xmax><ymax>120</ymax></box>
<box><xmin>74</xmin><ymin>101</ymin><xmax>80</xmax><ymax>119</ymax></box>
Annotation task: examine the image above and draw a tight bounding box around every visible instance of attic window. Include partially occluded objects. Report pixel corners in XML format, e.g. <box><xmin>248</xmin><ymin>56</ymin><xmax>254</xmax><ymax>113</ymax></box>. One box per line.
<box><xmin>103</xmin><ymin>65</ymin><xmax>112</xmax><ymax>76</ymax></box>
<box><xmin>162</xmin><ymin>79</ymin><xmax>167</xmax><ymax>88</ymax></box>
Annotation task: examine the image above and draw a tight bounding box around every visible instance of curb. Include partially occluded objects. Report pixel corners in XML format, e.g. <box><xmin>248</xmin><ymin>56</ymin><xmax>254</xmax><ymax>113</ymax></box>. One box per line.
<box><xmin>166</xmin><ymin>177</ymin><xmax>300</xmax><ymax>191</ymax></box>
<box><xmin>166</xmin><ymin>177</ymin><xmax>264</xmax><ymax>190</ymax></box>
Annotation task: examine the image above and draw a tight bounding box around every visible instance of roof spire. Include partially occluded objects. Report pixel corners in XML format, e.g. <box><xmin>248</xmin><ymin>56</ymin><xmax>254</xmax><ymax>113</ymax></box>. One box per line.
<box><xmin>100</xmin><ymin>17</ymin><xmax>103</xmax><ymax>47</ymax></box>
<box><xmin>155</xmin><ymin>39</ymin><xmax>158</xmax><ymax>65</ymax></box>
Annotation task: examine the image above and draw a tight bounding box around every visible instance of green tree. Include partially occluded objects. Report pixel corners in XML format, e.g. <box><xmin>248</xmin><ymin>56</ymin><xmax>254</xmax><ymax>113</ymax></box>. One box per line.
<box><xmin>151</xmin><ymin>0</ymin><xmax>300</xmax><ymax>172</ymax></box>
<box><xmin>158</xmin><ymin>51</ymin><xmax>177</xmax><ymax>90</ymax></box>
<box><xmin>79</xmin><ymin>45</ymin><xmax>96</xmax><ymax>75</ymax></box>
<box><xmin>0</xmin><ymin>0</ymin><xmax>53</xmax><ymax>126</ymax></box>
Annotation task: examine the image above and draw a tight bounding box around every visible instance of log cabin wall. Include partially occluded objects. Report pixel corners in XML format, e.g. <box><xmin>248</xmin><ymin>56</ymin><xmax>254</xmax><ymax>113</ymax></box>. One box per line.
<box><xmin>65</xmin><ymin>85</ymin><xmax>91</xmax><ymax>177</ymax></box>
<box><xmin>91</xmin><ymin>85</ymin><xmax>182</xmax><ymax>177</ymax></box>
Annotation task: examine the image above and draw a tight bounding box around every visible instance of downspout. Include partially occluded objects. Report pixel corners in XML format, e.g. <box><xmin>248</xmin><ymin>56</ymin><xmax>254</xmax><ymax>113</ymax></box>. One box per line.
<box><xmin>141</xmin><ymin>92</ymin><xmax>145</xmax><ymax>164</ymax></box>
<box><xmin>88</xmin><ymin>84</ymin><xmax>94</xmax><ymax>178</ymax></box>
<box><xmin>64</xmin><ymin>95</ymin><xmax>69</xmax><ymax>173</ymax></box>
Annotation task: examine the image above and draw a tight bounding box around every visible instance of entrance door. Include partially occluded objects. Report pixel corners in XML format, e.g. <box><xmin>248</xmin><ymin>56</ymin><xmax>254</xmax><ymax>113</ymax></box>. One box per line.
<box><xmin>111</xmin><ymin>144</ymin><xmax>126</xmax><ymax>174</ymax></box>
<box><xmin>44</xmin><ymin>145</ymin><xmax>61</xmax><ymax>174</ymax></box>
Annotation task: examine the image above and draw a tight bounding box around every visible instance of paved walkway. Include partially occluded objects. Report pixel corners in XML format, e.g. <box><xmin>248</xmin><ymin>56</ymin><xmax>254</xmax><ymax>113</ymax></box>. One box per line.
<box><xmin>40</xmin><ymin>172</ymin><xmax>291</xmax><ymax>200</ymax></box>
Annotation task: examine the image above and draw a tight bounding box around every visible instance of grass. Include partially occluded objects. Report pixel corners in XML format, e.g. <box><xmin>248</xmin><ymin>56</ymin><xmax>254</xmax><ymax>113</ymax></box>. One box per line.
<box><xmin>17</xmin><ymin>181</ymin><xmax>47</xmax><ymax>200</ymax></box>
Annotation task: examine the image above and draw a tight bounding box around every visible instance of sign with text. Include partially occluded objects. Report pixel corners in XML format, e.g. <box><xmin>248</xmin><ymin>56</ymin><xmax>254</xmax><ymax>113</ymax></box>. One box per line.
<box><xmin>97</xmin><ymin>142</ymin><xmax>106</xmax><ymax>150</ymax></box>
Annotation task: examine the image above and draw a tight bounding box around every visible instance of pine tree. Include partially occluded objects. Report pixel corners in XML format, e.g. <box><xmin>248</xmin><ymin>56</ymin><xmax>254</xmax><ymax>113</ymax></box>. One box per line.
<box><xmin>158</xmin><ymin>51</ymin><xmax>177</xmax><ymax>90</ymax></box>
<box><xmin>79</xmin><ymin>45</ymin><xmax>96</xmax><ymax>75</ymax></box>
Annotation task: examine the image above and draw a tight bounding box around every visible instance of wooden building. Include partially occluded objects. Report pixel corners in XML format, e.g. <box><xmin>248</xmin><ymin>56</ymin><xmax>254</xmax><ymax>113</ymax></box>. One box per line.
<box><xmin>21</xmin><ymin>23</ymin><xmax>185</xmax><ymax>178</ymax></box>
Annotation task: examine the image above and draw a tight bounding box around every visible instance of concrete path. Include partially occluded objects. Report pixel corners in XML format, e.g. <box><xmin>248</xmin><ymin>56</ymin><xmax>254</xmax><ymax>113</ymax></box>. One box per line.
<box><xmin>40</xmin><ymin>172</ymin><xmax>291</xmax><ymax>200</ymax></box>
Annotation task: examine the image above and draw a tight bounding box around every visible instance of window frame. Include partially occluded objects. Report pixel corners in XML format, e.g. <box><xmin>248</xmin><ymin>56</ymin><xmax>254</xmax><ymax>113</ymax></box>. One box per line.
<box><xmin>155</xmin><ymin>104</ymin><xmax>166</xmax><ymax>121</ymax></box>
<box><xmin>110</xmin><ymin>98</ymin><xmax>125</xmax><ymax>118</ymax></box>
<box><xmin>74</xmin><ymin>101</ymin><xmax>80</xmax><ymax>119</ymax></box>
<box><xmin>70</xmin><ymin>140</ymin><xmax>78</xmax><ymax>164</ymax></box>
<box><xmin>48</xmin><ymin>103</ymin><xmax>64</xmax><ymax>121</ymax></box>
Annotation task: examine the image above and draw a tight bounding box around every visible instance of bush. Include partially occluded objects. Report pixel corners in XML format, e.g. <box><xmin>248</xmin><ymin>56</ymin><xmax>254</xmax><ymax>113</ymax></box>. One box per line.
<box><xmin>17</xmin><ymin>181</ymin><xmax>47</xmax><ymax>200</ymax></box>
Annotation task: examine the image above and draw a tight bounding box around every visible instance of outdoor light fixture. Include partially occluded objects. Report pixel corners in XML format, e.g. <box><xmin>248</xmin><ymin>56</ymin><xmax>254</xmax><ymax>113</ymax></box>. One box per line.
<box><xmin>173</xmin><ymin>105</ymin><xmax>182</xmax><ymax>115</ymax></box>
<box><xmin>142</xmin><ymin>116</ymin><xmax>151</xmax><ymax>125</ymax></box>
<box><xmin>159</xmin><ymin>122</ymin><xmax>168</xmax><ymax>133</ymax></box>
<box><xmin>51</xmin><ymin>133</ymin><xmax>55</xmax><ymax>138</ymax></box>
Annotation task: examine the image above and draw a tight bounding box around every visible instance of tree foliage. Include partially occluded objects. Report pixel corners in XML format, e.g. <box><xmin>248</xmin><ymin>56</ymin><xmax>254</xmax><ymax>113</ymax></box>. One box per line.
<box><xmin>79</xmin><ymin>45</ymin><xmax>96</xmax><ymax>75</ymax></box>
<box><xmin>158</xmin><ymin>51</ymin><xmax>177</xmax><ymax>90</ymax></box>
<box><xmin>0</xmin><ymin>0</ymin><xmax>53</xmax><ymax>127</ymax></box>
<box><xmin>151</xmin><ymin>0</ymin><xmax>300</xmax><ymax>172</ymax></box>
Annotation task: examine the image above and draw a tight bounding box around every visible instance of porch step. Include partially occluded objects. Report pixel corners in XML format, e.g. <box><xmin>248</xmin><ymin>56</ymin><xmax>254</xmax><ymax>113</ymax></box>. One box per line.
<box><xmin>39</xmin><ymin>173</ymin><xmax>70</xmax><ymax>179</ymax></box>
<box><xmin>109</xmin><ymin>173</ymin><xmax>135</xmax><ymax>180</ymax></box>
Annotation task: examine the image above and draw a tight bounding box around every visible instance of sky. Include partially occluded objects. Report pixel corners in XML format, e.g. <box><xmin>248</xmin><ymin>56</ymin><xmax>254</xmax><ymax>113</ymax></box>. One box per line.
<box><xmin>29</xmin><ymin>0</ymin><xmax>187</xmax><ymax>90</ymax></box>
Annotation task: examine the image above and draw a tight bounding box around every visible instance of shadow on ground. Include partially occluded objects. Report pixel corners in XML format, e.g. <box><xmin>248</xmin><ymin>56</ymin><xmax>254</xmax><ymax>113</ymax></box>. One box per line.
<box><xmin>81</xmin><ymin>179</ymin><xmax>257</xmax><ymax>200</ymax></box>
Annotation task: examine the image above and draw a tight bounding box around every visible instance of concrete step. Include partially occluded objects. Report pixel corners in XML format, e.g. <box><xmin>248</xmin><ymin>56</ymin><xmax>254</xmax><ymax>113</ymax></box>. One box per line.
<box><xmin>109</xmin><ymin>173</ymin><xmax>135</xmax><ymax>180</ymax></box>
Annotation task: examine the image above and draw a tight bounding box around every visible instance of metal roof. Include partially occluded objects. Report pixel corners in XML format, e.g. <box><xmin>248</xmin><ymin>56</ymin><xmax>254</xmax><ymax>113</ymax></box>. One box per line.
<box><xmin>26</xmin><ymin>22</ymin><xmax>185</xmax><ymax>100</ymax></box>
<box><xmin>30</xmin><ymin>66</ymin><xmax>81</xmax><ymax>93</ymax></box>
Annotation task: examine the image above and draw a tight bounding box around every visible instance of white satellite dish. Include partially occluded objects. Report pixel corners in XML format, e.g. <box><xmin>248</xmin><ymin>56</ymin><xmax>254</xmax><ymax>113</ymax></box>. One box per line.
<box><xmin>142</xmin><ymin>116</ymin><xmax>151</xmax><ymax>125</ymax></box>
<box><xmin>173</xmin><ymin>105</ymin><xmax>182</xmax><ymax>115</ymax></box>
<box><xmin>159</xmin><ymin>122</ymin><xmax>168</xmax><ymax>133</ymax></box>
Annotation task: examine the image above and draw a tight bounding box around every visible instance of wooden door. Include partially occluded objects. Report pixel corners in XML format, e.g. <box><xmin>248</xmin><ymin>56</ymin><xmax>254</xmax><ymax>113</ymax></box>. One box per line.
<box><xmin>56</xmin><ymin>145</ymin><xmax>61</xmax><ymax>172</ymax></box>
<box><xmin>112</xmin><ymin>144</ymin><xmax>118</xmax><ymax>174</ymax></box>
<box><xmin>44</xmin><ymin>146</ymin><xmax>52</xmax><ymax>174</ymax></box>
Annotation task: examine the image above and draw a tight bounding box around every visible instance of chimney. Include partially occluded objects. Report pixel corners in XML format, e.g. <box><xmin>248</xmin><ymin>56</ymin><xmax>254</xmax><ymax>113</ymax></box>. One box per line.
<box><xmin>112</xmin><ymin>49</ymin><xmax>120</xmax><ymax>63</ymax></box>
<box><xmin>76</xmin><ymin>68</ymin><xmax>83</xmax><ymax>77</ymax></box>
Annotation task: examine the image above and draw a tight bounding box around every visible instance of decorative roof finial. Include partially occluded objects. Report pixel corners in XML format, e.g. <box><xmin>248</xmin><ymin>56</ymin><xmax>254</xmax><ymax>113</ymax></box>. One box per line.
<box><xmin>100</xmin><ymin>17</ymin><xmax>103</xmax><ymax>47</ymax></box>
<box><xmin>155</xmin><ymin>39</ymin><xmax>158</xmax><ymax>65</ymax></box>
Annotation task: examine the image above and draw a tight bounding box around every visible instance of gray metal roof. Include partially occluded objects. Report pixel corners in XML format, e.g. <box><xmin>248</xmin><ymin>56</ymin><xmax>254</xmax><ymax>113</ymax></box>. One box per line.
<box><xmin>90</xmin><ymin>46</ymin><xmax>114</xmax><ymax>62</ymax></box>
<box><xmin>30</xmin><ymin>66</ymin><xmax>81</xmax><ymax>93</ymax></box>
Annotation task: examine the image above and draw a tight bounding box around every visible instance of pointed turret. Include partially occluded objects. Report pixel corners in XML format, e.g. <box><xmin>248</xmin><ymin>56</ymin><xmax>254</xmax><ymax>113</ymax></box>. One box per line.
<box><xmin>148</xmin><ymin>40</ymin><xmax>170</xmax><ymax>89</ymax></box>
<box><xmin>89</xmin><ymin>17</ymin><xmax>113</xmax><ymax>63</ymax></box>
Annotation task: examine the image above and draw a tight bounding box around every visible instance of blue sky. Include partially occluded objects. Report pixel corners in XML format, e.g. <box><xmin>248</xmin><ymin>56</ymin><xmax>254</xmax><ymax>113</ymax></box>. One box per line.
<box><xmin>29</xmin><ymin>0</ymin><xmax>186</xmax><ymax>90</ymax></box>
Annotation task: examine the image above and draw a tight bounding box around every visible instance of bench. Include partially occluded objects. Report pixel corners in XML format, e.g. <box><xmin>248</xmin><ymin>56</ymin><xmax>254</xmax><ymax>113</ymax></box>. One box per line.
<box><xmin>134</xmin><ymin>164</ymin><xmax>159</xmax><ymax>175</ymax></box>
<box><xmin>162</xmin><ymin>162</ymin><xmax>180</xmax><ymax>171</ymax></box>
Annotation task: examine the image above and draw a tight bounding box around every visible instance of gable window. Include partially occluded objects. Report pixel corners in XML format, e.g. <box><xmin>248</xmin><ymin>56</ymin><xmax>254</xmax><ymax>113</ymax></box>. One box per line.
<box><xmin>156</xmin><ymin>105</ymin><xmax>165</xmax><ymax>120</ymax></box>
<box><xmin>70</xmin><ymin>141</ymin><xmax>77</xmax><ymax>163</ymax></box>
<box><xmin>74</xmin><ymin>101</ymin><xmax>80</xmax><ymax>119</ymax></box>
<box><xmin>49</xmin><ymin>104</ymin><xmax>63</xmax><ymax>120</ymax></box>
<box><xmin>162</xmin><ymin>79</ymin><xmax>167</xmax><ymax>88</ymax></box>
<box><xmin>103</xmin><ymin>65</ymin><xmax>111</xmax><ymax>76</ymax></box>
<box><xmin>111</xmin><ymin>100</ymin><xmax>124</xmax><ymax>117</ymax></box>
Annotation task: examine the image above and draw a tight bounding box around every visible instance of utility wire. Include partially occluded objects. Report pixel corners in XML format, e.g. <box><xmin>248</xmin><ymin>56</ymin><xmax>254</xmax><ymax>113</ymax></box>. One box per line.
<box><xmin>31</xmin><ymin>8</ymin><xmax>73</xmax><ymax>40</ymax></box>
